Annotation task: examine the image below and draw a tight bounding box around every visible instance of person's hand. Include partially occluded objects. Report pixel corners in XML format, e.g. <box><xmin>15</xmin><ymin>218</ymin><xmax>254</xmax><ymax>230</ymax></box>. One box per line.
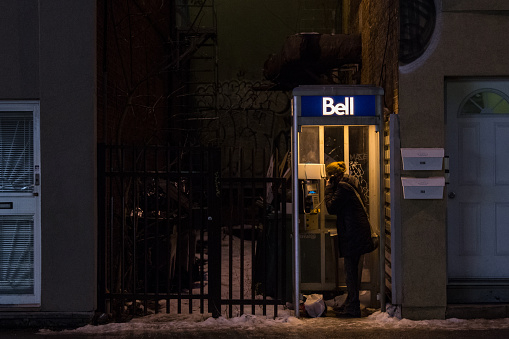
<box><xmin>326</xmin><ymin>175</ymin><xmax>336</xmax><ymax>186</ymax></box>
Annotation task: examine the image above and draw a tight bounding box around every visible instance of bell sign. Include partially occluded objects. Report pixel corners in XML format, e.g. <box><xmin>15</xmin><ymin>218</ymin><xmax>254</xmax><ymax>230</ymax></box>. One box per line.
<box><xmin>299</xmin><ymin>95</ymin><xmax>376</xmax><ymax>117</ymax></box>
<box><xmin>322</xmin><ymin>97</ymin><xmax>354</xmax><ymax>115</ymax></box>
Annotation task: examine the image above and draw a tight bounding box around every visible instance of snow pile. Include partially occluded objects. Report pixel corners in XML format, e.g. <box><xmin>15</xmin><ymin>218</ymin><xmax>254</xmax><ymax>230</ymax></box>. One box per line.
<box><xmin>368</xmin><ymin>311</ymin><xmax>509</xmax><ymax>331</ymax></box>
<box><xmin>39</xmin><ymin>313</ymin><xmax>300</xmax><ymax>336</ymax></box>
<box><xmin>39</xmin><ymin>310</ymin><xmax>509</xmax><ymax>336</ymax></box>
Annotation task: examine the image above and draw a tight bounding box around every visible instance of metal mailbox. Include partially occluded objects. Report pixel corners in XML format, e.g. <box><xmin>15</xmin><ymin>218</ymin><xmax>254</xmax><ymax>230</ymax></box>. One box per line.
<box><xmin>401</xmin><ymin>176</ymin><xmax>445</xmax><ymax>199</ymax></box>
<box><xmin>401</xmin><ymin>148</ymin><xmax>444</xmax><ymax>170</ymax></box>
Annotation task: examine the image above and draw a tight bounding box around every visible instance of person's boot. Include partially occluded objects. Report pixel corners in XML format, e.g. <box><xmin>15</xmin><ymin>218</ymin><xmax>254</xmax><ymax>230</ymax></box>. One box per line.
<box><xmin>333</xmin><ymin>303</ymin><xmax>347</xmax><ymax>313</ymax></box>
<box><xmin>337</xmin><ymin>301</ymin><xmax>361</xmax><ymax>318</ymax></box>
<box><xmin>337</xmin><ymin>309</ymin><xmax>361</xmax><ymax>318</ymax></box>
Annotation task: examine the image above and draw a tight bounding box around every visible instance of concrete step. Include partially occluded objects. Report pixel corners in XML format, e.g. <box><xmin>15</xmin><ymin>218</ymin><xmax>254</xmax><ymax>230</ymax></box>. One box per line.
<box><xmin>446</xmin><ymin>304</ymin><xmax>509</xmax><ymax>319</ymax></box>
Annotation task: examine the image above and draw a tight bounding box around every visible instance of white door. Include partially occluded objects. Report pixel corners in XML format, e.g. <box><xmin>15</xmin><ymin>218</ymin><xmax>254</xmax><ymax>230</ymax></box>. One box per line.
<box><xmin>0</xmin><ymin>102</ymin><xmax>40</xmax><ymax>305</ymax></box>
<box><xmin>446</xmin><ymin>80</ymin><xmax>509</xmax><ymax>302</ymax></box>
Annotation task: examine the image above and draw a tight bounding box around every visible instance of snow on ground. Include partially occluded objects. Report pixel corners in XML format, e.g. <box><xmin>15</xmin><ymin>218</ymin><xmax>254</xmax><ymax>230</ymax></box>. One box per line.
<box><xmin>39</xmin><ymin>233</ymin><xmax>509</xmax><ymax>335</ymax></box>
<box><xmin>39</xmin><ymin>310</ymin><xmax>509</xmax><ymax>336</ymax></box>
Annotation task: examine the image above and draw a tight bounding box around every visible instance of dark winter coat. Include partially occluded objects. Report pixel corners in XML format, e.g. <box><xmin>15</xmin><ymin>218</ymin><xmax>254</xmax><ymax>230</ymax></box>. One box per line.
<box><xmin>325</xmin><ymin>174</ymin><xmax>373</xmax><ymax>257</ymax></box>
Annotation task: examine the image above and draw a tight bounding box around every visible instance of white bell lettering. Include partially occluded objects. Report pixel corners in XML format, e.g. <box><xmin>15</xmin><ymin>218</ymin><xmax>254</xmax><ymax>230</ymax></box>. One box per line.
<box><xmin>322</xmin><ymin>97</ymin><xmax>354</xmax><ymax>116</ymax></box>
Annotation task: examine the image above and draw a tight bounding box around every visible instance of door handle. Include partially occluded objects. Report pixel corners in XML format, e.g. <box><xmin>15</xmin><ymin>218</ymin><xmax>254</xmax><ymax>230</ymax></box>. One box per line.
<box><xmin>448</xmin><ymin>192</ymin><xmax>456</xmax><ymax>199</ymax></box>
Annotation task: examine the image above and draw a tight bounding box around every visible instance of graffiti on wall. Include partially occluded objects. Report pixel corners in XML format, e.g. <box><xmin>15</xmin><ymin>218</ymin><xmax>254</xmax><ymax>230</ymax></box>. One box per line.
<box><xmin>349</xmin><ymin>153</ymin><xmax>369</xmax><ymax>212</ymax></box>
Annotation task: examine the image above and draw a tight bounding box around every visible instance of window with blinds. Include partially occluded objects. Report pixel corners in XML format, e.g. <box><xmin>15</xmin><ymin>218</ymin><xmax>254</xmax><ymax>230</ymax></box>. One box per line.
<box><xmin>0</xmin><ymin>215</ymin><xmax>34</xmax><ymax>295</ymax></box>
<box><xmin>0</xmin><ymin>112</ymin><xmax>34</xmax><ymax>193</ymax></box>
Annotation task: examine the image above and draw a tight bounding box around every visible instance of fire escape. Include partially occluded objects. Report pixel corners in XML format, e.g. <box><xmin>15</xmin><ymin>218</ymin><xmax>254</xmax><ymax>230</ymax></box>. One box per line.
<box><xmin>173</xmin><ymin>0</ymin><xmax>218</xmax><ymax>145</ymax></box>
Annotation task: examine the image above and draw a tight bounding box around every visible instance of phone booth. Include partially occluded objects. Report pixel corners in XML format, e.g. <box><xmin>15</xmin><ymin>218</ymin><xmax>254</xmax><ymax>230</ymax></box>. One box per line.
<box><xmin>291</xmin><ymin>85</ymin><xmax>385</xmax><ymax>316</ymax></box>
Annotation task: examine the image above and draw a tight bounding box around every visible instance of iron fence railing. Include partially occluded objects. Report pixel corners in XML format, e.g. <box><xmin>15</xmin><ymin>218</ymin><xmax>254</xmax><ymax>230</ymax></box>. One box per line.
<box><xmin>97</xmin><ymin>145</ymin><xmax>289</xmax><ymax>319</ymax></box>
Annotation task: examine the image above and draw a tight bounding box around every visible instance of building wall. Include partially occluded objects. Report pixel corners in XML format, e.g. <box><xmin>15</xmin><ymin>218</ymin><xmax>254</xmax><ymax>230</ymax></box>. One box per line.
<box><xmin>0</xmin><ymin>0</ymin><xmax>39</xmax><ymax>98</ymax></box>
<box><xmin>358</xmin><ymin>0</ymin><xmax>399</xmax><ymax>114</ymax></box>
<box><xmin>398</xmin><ymin>0</ymin><xmax>509</xmax><ymax>319</ymax></box>
<box><xmin>39</xmin><ymin>0</ymin><xmax>97</xmax><ymax>313</ymax></box>
<box><xmin>97</xmin><ymin>0</ymin><xmax>171</xmax><ymax>145</ymax></box>
<box><xmin>0</xmin><ymin>0</ymin><xmax>97</xmax><ymax>318</ymax></box>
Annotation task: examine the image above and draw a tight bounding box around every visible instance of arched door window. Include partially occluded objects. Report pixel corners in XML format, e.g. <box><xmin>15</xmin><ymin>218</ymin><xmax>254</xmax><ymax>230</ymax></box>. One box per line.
<box><xmin>459</xmin><ymin>89</ymin><xmax>509</xmax><ymax>115</ymax></box>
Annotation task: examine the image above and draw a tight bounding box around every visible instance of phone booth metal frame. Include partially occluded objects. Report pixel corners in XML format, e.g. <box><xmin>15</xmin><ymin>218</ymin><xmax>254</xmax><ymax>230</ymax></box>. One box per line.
<box><xmin>291</xmin><ymin>85</ymin><xmax>385</xmax><ymax>316</ymax></box>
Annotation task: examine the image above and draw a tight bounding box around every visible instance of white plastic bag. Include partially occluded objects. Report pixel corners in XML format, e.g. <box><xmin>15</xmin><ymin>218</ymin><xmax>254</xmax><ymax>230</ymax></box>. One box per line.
<box><xmin>303</xmin><ymin>294</ymin><xmax>326</xmax><ymax>317</ymax></box>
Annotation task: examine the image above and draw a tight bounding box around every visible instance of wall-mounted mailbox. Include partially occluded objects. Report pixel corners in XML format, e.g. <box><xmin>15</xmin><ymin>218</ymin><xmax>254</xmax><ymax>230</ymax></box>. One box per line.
<box><xmin>401</xmin><ymin>148</ymin><xmax>444</xmax><ymax>170</ymax></box>
<box><xmin>298</xmin><ymin>163</ymin><xmax>326</xmax><ymax>179</ymax></box>
<box><xmin>401</xmin><ymin>177</ymin><xmax>445</xmax><ymax>199</ymax></box>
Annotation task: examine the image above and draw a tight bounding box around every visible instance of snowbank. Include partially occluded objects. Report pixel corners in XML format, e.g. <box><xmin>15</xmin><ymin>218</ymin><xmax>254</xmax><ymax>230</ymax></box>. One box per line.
<box><xmin>39</xmin><ymin>310</ymin><xmax>509</xmax><ymax>336</ymax></box>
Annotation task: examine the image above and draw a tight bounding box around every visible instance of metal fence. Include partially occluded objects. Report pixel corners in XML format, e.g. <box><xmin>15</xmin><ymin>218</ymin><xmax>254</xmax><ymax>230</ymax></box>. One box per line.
<box><xmin>97</xmin><ymin>145</ymin><xmax>289</xmax><ymax>319</ymax></box>
<box><xmin>219</xmin><ymin>148</ymin><xmax>289</xmax><ymax>317</ymax></box>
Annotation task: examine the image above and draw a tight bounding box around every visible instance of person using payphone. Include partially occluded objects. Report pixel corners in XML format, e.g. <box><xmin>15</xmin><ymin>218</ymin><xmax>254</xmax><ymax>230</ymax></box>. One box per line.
<box><xmin>324</xmin><ymin>161</ymin><xmax>375</xmax><ymax>318</ymax></box>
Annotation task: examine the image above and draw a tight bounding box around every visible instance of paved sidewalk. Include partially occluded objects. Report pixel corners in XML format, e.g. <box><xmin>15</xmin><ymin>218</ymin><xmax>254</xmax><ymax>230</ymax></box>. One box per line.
<box><xmin>3</xmin><ymin>326</ymin><xmax>509</xmax><ymax>339</ymax></box>
<box><xmin>2</xmin><ymin>316</ymin><xmax>509</xmax><ymax>339</ymax></box>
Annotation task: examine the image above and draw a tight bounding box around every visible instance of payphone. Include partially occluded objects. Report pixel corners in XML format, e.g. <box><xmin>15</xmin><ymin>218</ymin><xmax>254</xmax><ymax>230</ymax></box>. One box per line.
<box><xmin>301</xmin><ymin>179</ymin><xmax>320</xmax><ymax>229</ymax></box>
<box><xmin>291</xmin><ymin>85</ymin><xmax>385</xmax><ymax>317</ymax></box>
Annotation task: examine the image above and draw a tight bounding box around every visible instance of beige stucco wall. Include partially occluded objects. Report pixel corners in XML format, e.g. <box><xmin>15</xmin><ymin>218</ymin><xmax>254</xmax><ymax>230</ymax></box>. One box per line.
<box><xmin>398</xmin><ymin>0</ymin><xmax>509</xmax><ymax>319</ymax></box>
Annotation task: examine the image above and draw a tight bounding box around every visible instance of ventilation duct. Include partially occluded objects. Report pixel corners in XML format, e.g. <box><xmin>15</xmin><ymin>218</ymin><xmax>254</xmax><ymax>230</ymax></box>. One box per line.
<box><xmin>263</xmin><ymin>33</ymin><xmax>361</xmax><ymax>89</ymax></box>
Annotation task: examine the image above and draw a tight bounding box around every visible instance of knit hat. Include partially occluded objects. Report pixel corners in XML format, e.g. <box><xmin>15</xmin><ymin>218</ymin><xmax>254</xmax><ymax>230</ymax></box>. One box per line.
<box><xmin>326</xmin><ymin>161</ymin><xmax>346</xmax><ymax>177</ymax></box>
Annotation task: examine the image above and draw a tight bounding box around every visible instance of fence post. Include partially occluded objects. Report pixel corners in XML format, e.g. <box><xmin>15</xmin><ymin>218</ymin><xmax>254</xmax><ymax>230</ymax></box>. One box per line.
<box><xmin>97</xmin><ymin>143</ymin><xmax>106</xmax><ymax>312</ymax></box>
<box><xmin>207</xmin><ymin>148</ymin><xmax>222</xmax><ymax>317</ymax></box>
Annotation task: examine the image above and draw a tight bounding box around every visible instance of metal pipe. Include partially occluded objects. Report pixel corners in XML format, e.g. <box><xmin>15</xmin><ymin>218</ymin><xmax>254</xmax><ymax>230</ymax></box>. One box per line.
<box><xmin>291</xmin><ymin>98</ymin><xmax>300</xmax><ymax>317</ymax></box>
